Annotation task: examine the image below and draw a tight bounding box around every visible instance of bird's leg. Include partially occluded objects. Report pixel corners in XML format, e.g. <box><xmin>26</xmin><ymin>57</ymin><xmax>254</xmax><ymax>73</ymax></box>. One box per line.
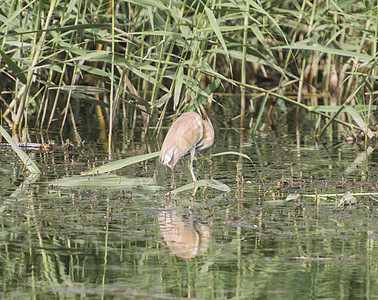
<box><xmin>189</xmin><ymin>187</ymin><xmax>197</xmax><ymax>210</ymax></box>
<box><xmin>189</xmin><ymin>147</ymin><xmax>197</xmax><ymax>182</ymax></box>
<box><xmin>171</xmin><ymin>166</ymin><xmax>176</xmax><ymax>189</ymax></box>
<box><xmin>191</xmin><ymin>186</ymin><xmax>198</xmax><ymax>197</ymax></box>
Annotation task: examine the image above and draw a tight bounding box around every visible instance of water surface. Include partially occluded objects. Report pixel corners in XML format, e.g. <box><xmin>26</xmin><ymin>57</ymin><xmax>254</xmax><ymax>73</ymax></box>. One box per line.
<box><xmin>0</xmin><ymin>112</ymin><xmax>377</xmax><ymax>299</ymax></box>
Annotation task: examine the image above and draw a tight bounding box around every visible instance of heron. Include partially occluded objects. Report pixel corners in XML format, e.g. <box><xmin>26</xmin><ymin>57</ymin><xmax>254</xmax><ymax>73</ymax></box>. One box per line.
<box><xmin>160</xmin><ymin>104</ymin><xmax>214</xmax><ymax>185</ymax></box>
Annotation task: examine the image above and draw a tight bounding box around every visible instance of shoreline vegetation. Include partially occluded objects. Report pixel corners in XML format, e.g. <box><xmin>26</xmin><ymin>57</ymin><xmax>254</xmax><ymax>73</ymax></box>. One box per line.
<box><xmin>0</xmin><ymin>0</ymin><xmax>376</xmax><ymax>149</ymax></box>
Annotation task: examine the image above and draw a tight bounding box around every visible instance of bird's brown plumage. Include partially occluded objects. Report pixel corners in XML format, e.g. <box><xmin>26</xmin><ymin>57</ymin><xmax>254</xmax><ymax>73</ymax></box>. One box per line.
<box><xmin>160</xmin><ymin>105</ymin><xmax>214</xmax><ymax>183</ymax></box>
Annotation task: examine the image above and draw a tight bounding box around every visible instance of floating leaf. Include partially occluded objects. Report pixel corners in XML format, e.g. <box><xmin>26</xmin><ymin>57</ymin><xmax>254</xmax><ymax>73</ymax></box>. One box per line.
<box><xmin>265</xmin><ymin>199</ymin><xmax>288</xmax><ymax>206</ymax></box>
<box><xmin>337</xmin><ymin>191</ymin><xmax>357</xmax><ymax>207</ymax></box>
<box><xmin>285</xmin><ymin>194</ymin><xmax>300</xmax><ymax>202</ymax></box>
<box><xmin>49</xmin><ymin>174</ymin><xmax>156</xmax><ymax>190</ymax></box>
<box><xmin>82</xmin><ymin>151</ymin><xmax>160</xmax><ymax>175</ymax></box>
<box><xmin>170</xmin><ymin>179</ymin><xmax>230</xmax><ymax>195</ymax></box>
<box><xmin>211</xmin><ymin>151</ymin><xmax>252</xmax><ymax>162</ymax></box>
<box><xmin>266</xmin><ymin>194</ymin><xmax>300</xmax><ymax>206</ymax></box>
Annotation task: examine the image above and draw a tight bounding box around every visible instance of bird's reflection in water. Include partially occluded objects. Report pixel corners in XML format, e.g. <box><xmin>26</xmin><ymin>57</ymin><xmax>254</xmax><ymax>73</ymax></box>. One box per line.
<box><xmin>159</xmin><ymin>197</ymin><xmax>211</xmax><ymax>259</ymax></box>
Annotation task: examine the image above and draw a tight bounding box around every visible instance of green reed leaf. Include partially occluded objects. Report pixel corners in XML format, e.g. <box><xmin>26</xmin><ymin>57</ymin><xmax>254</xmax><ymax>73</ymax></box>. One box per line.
<box><xmin>204</xmin><ymin>7</ymin><xmax>230</xmax><ymax>62</ymax></box>
<box><xmin>0</xmin><ymin>125</ymin><xmax>41</xmax><ymax>174</ymax></box>
<box><xmin>82</xmin><ymin>151</ymin><xmax>160</xmax><ymax>175</ymax></box>
<box><xmin>0</xmin><ymin>49</ymin><xmax>27</xmax><ymax>84</ymax></box>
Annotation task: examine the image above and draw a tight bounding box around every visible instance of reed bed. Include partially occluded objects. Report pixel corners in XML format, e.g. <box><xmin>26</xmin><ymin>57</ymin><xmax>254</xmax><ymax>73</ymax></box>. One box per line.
<box><xmin>0</xmin><ymin>0</ymin><xmax>376</xmax><ymax>144</ymax></box>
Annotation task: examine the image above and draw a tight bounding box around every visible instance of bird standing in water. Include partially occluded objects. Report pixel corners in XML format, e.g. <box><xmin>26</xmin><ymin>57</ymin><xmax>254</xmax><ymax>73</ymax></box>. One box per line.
<box><xmin>160</xmin><ymin>104</ymin><xmax>214</xmax><ymax>185</ymax></box>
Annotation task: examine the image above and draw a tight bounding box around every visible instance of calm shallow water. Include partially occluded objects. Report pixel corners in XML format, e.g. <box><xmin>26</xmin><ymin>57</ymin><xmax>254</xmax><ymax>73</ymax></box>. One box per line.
<box><xmin>0</xmin><ymin>112</ymin><xmax>377</xmax><ymax>299</ymax></box>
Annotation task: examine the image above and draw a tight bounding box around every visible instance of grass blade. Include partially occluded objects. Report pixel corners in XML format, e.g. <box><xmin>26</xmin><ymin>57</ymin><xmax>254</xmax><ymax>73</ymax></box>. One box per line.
<box><xmin>0</xmin><ymin>125</ymin><xmax>41</xmax><ymax>174</ymax></box>
<box><xmin>346</xmin><ymin>107</ymin><xmax>374</xmax><ymax>139</ymax></box>
<box><xmin>204</xmin><ymin>7</ymin><xmax>230</xmax><ymax>62</ymax></box>
<box><xmin>0</xmin><ymin>49</ymin><xmax>27</xmax><ymax>84</ymax></box>
<box><xmin>276</xmin><ymin>44</ymin><xmax>373</xmax><ymax>62</ymax></box>
<box><xmin>251</xmin><ymin>94</ymin><xmax>268</xmax><ymax>136</ymax></box>
<box><xmin>174</xmin><ymin>66</ymin><xmax>184</xmax><ymax>110</ymax></box>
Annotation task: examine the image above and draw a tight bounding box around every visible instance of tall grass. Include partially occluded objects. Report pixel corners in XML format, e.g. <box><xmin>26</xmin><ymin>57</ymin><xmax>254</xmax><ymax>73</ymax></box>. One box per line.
<box><xmin>0</xmin><ymin>0</ymin><xmax>376</xmax><ymax>142</ymax></box>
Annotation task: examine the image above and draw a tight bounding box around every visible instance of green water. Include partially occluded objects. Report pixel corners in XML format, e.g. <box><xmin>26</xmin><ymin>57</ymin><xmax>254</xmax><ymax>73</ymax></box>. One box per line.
<box><xmin>0</xmin><ymin>114</ymin><xmax>377</xmax><ymax>299</ymax></box>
